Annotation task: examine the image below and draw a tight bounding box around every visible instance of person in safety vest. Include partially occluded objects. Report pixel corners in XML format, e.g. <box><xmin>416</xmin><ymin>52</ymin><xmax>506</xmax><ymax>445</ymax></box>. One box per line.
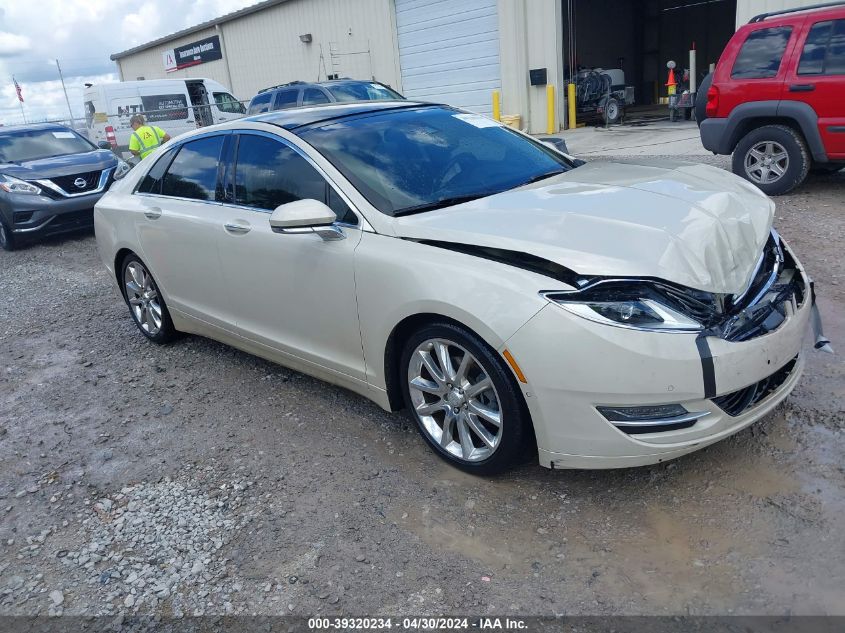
<box><xmin>128</xmin><ymin>114</ymin><xmax>171</xmax><ymax>160</ymax></box>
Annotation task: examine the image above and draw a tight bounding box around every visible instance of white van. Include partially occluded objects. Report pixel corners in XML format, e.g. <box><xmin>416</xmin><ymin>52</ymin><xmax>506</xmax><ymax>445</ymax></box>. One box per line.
<box><xmin>83</xmin><ymin>78</ymin><xmax>245</xmax><ymax>158</ymax></box>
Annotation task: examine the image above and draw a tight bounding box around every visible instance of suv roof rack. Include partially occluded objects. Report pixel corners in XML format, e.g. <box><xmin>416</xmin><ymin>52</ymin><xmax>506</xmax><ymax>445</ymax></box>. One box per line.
<box><xmin>257</xmin><ymin>80</ymin><xmax>306</xmax><ymax>94</ymax></box>
<box><xmin>749</xmin><ymin>1</ymin><xmax>845</xmax><ymax>23</ymax></box>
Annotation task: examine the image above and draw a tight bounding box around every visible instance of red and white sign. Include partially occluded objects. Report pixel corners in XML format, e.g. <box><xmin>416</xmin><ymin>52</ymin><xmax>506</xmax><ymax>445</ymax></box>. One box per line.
<box><xmin>163</xmin><ymin>49</ymin><xmax>177</xmax><ymax>73</ymax></box>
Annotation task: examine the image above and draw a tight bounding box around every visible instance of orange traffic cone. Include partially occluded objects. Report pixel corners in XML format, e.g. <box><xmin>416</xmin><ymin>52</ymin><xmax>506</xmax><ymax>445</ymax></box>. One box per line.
<box><xmin>666</xmin><ymin>68</ymin><xmax>677</xmax><ymax>95</ymax></box>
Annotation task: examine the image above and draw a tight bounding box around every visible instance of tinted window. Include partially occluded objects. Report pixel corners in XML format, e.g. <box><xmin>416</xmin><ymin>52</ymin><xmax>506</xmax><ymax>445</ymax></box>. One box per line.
<box><xmin>732</xmin><ymin>26</ymin><xmax>793</xmax><ymax>79</ymax></box>
<box><xmin>273</xmin><ymin>89</ymin><xmax>299</xmax><ymax>110</ymax></box>
<box><xmin>214</xmin><ymin>92</ymin><xmax>246</xmax><ymax>114</ymax></box>
<box><xmin>801</xmin><ymin>19</ymin><xmax>845</xmax><ymax>75</ymax></box>
<box><xmin>327</xmin><ymin>82</ymin><xmax>404</xmax><ymax>102</ymax></box>
<box><xmin>302</xmin><ymin>88</ymin><xmax>330</xmax><ymax>105</ymax></box>
<box><xmin>234</xmin><ymin>134</ymin><xmax>327</xmax><ymax>211</ymax></box>
<box><xmin>137</xmin><ymin>147</ymin><xmax>177</xmax><ymax>194</ymax></box>
<box><xmin>301</xmin><ymin>107</ymin><xmax>570</xmax><ymax>216</ymax></box>
<box><xmin>327</xmin><ymin>187</ymin><xmax>357</xmax><ymax>225</ymax></box>
<box><xmin>161</xmin><ymin>135</ymin><xmax>225</xmax><ymax>201</ymax></box>
<box><xmin>247</xmin><ymin>92</ymin><xmax>272</xmax><ymax>115</ymax></box>
<box><xmin>0</xmin><ymin>128</ymin><xmax>95</xmax><ymax>163</ymax></box>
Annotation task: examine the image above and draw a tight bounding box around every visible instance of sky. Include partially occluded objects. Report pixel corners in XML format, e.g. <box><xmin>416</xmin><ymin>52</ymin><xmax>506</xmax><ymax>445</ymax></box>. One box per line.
<box><xmin>0</xmin><ymin>0</ymin><xmax>256</xmax><ymax>125</ymax></box>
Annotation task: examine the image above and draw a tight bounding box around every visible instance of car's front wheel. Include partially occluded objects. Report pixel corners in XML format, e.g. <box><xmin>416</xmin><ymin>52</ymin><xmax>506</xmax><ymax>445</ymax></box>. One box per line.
<box><xmin>400</xmin><ymin>322</ymin><xmax>532</xmax><ymax>475</ymax></box>
<box><xmin>121</xmin><ymin>254</ymin><xmax>177</xmax><ymax>343</ymax></box>
<box><xmin>732</xmin><ymin>125</ymin><xmax>809</xmax><ymax>195</ymax></box>
<box><xmin>0</xmin><ymin>221</ymin><xmax>17</xmax><ymax>251</ymax></box>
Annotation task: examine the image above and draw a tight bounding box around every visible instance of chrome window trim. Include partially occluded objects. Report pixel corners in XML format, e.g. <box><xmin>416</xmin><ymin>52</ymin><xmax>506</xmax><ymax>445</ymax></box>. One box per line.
<box><xmin>34</xmin><ymin>167</ymin><xmax>114</xmax><ymax>198</ymax></box>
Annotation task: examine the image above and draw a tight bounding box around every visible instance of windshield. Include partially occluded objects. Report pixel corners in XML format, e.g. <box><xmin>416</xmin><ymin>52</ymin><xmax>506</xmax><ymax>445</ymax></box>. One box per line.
<box><xmin>0</xmin><ymin>128</ymin><xmax>95</xmax><ymax>163</ymax></box>
<box><xmin>326</xmin><ymin>82</ymin><xmax>404</xmax><ymax>103</ymax></box>
<box><xmin>300</xmin><ymin>106</ymin><xmax>571</xmax><ymax>215</ymax></box>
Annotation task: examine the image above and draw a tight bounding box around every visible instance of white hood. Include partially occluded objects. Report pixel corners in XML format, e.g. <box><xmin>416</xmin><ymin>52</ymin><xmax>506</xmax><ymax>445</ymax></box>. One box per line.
<box><xmin>393</xmin><ymin>160</ymin><xmax>775</xmax><ymax>295</ymax></box>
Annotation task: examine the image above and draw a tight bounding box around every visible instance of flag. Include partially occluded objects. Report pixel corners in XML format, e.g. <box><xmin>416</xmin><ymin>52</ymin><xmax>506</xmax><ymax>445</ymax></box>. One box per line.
<box><xmin>13</xmin><ymin>77</ymin><xmax>23</xmax><ymax>103</ymax></box>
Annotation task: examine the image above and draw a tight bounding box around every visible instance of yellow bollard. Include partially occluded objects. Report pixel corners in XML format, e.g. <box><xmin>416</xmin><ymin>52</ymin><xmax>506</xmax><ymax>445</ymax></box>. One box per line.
<box><xmin>567</xmin><ymin>83</ymin><xmax>577</xmax><ymax>130</ymax></box>
<box><xmin>546</xmin><ymin>85</ymin><xmax>555</xmax><ymax>134</ymax></box>
<box><xmin>492</xmin><ymin>90</ymin><xmax>501</xmax><ymax>122</ymax></box>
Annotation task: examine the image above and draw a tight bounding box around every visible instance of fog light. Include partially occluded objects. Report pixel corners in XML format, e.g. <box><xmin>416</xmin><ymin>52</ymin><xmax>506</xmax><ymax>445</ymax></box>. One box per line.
<box><xmin>597</xmin><ymin>404</ymin><xmax>688</xmax><ymax>421</ymax></box>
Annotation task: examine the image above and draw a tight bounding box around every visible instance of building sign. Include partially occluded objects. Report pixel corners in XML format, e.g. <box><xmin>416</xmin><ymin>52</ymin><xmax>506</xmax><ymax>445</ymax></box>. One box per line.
<box><xmin>163</xmin><ymin>35</ymin><xmax>222</xmax><ymax>73</ymax></box>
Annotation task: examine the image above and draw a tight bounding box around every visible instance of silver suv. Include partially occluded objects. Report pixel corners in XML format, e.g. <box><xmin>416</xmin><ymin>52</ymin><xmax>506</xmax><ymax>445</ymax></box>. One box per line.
<box><xmin>246</xmin><ymin>80</ymin><xmax>404</xmax><ymax>115</ymax></box>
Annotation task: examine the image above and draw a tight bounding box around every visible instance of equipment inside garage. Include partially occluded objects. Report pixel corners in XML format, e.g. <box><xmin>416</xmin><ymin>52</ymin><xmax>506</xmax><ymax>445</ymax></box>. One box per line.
<box><xmin>563</xmin><ymin>0</ymin><xmax>737</xmax><ymax>124</ymax></box>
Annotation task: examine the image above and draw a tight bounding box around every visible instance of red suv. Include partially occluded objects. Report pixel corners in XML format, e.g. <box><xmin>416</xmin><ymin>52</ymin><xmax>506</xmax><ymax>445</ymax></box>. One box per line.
<box><xmin>699</xmin><ymin>3</ymin><xmax>845</xmax><ymax>195</ymax></box>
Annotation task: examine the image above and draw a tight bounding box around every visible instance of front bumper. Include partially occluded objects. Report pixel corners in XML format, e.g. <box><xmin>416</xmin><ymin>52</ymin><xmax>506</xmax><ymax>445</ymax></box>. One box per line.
<box><xmin>505</xmin><ymin>243</ymin><xmax>813</xmax><ymax>469</ymax></box>
<box><xmin>1</xmin><ymin>191</ymin><xmax>107</xmax><ymax>241</ymax></box>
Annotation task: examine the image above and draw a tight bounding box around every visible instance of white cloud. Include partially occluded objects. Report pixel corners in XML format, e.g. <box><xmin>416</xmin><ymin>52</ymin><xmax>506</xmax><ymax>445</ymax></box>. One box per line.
<box><xmin>0</xmin><ymin>32</ymin><xmax>31</xmax><ymax>57</ymax></box>
<box><xmin>0</xmin><ymin>0</ymin><xmax>256</xmax><ymax>123</ymax></box>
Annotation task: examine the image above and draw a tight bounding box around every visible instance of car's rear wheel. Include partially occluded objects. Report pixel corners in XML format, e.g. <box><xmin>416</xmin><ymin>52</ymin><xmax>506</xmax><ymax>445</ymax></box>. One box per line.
<box><xmin>732</xmin><ymin>125</ymin><xmax>809</xmax><ymax>196</ymax></box>
<box><xmin>121</xmin><ymin>254</ymin><xmax>176</xmax><ymax>343</ymax></box>
<box><xmin>400</xmin><ymin>322</ymin><xmax>532</xmax><ymax>475</ymax></box>
<box><xmin>0</xmin><ymin>221</ymin><xmax>17</xmax><ymax>251</ymax></box>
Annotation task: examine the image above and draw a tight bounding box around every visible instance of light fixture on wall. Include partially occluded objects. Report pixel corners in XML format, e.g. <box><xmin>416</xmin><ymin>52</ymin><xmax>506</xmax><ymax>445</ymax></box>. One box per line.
<box><xmin>299</xmin><ymin>33</ymin><xmax>312</xmax><ymax>43</ymax></box>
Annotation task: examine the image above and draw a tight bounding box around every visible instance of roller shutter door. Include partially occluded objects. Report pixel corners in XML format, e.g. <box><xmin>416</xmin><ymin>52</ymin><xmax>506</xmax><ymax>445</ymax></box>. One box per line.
<box><xmin>394</xmin><ymin>0</ymin><xmax>501</xmax><ymax>116</ymax></box>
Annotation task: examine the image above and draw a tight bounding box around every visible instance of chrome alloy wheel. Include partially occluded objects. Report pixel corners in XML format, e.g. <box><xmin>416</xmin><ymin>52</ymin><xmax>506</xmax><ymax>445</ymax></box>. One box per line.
<box><xmin>407</xmin><ymin>338</ymin><xmax>503</xmax><ymax>462</ymax></box>
<box><xmin>124</xmin><ymin>261</ymin><xmax>163</xmax><ymax>336</ymax></box>
<box><xmin>744</xmin><ymin>141</ymin><xmax>789</xmax><ymax>185</ymax></box>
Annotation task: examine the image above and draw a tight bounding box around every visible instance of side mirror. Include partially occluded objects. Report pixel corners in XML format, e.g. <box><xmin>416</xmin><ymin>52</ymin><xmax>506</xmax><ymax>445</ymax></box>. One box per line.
<box><xmin>98</xmin><ymin>141</ymin><xmax>113</xmax><ymax>150</ymax></box>
<box><xmin>269</xmin><ymin>199</ymin><xmax>344</xmax><ymax>241</ymax></box>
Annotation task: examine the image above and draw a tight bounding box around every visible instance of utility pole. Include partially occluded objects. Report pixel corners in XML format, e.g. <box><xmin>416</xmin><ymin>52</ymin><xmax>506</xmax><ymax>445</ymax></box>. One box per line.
<box><xmin>55</xmin><ymin>59</ymin><xmax>74</xmax><ymax>125</ymax></box>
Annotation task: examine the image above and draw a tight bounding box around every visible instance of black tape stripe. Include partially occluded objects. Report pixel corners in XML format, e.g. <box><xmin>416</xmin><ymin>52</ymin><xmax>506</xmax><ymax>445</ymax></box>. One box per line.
<box><xmin>695</xmin><ymin>335</ymin><xmax>717</xmax><ymax>399</ymax></box>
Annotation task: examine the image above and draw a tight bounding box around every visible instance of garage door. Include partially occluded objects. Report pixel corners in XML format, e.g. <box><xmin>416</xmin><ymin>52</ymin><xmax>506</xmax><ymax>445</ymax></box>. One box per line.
<box><xmin>394</xmin><ymin>0</ymin><xmax>500</xmax><ymax>116</ymax></box>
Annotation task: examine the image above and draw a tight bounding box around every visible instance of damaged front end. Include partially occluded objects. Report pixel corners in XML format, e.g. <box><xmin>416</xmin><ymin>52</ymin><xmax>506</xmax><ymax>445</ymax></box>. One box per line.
<box><xmin>543</xmin><ymin>231</ymin><xmax>806</xmax><ymax>342</ymax></box>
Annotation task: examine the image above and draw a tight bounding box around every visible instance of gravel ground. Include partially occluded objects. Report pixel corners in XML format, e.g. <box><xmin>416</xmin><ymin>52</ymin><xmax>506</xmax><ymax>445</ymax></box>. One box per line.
<box><xmin>1</xmin><ymin>159</ymin><xmax>843</xmax><ymax>619</ymax></box>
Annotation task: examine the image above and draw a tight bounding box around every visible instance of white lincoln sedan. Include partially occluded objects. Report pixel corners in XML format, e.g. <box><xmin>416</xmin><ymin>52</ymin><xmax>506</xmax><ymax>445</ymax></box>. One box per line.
<box><xmin>95</xmin><ymin>101</ymin><xmax>816</xmax><ymax>474</ymax></box>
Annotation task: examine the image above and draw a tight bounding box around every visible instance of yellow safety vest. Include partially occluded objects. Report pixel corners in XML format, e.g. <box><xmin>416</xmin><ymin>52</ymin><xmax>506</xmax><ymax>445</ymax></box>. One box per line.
<box><xmin>130</xmin><ymin>125</ymin><xmax>164</xmax><ymax>159</ymax></box>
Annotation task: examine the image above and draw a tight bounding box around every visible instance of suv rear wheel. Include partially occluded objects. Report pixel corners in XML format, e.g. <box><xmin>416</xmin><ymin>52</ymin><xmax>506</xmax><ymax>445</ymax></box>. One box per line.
<box><xmin>732</xmin><ymin>124</ymin><xmax>809</xmax><ymax>196</ymax></box>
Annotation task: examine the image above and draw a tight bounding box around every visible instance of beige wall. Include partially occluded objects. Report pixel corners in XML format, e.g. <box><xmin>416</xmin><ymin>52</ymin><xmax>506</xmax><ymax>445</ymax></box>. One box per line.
<box><xmin>498</xmin><ymin>0</ymin><xmax>563</xmax><ymax>134</ymax></box>
<box><xmin>735</xmin><ymin>0</ymin><xmax>820</xmax><ymax>27</ymax></box>
<box><xmin>116</xmin><ymin>0</ymin><xmax>401</xmax><ymax>102</ymax></box>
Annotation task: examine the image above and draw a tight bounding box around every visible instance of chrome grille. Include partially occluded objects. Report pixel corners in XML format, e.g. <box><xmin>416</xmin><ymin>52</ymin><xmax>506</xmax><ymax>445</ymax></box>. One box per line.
<box><xmin>50</xmin><ymin>170</ymin><xmax>101</xmax><ymax>194</ymax></box>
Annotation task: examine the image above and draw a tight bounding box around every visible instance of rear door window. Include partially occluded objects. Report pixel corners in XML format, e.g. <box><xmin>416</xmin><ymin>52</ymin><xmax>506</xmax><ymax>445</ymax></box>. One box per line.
<box><xmin>247</xmin><ymin>92</ymin><xmax>273</xmax><ymax>115</ymax></box>
<box><xmin>272</xmin><ymin>89</ymin><xmax>299</xmax><ymax>110</ymax></box>
<box><xmin>161</xmin><ymin>135</ymin><xmax>226</xmax><ymax>201</ymax></box>
<box><xmin>731</xmin><ymin>26</ymin><xmax>793</xmax><ymax>78</ymax></box>
<box><xmin>798</xmin><ymin>19</ymin><xmax>845</xmax><ymax>75</ymax></box>
<box><xmin>302</xmin><ymin>88</ymin><xmax>331</xmax><ymax>106</ymax></box>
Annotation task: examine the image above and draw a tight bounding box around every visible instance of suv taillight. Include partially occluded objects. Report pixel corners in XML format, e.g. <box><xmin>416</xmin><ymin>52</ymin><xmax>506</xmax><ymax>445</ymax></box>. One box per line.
<box><xmin>705</xmin><ymin>85</ymin><xmax>720</xmax><ymax>118</ymax></box>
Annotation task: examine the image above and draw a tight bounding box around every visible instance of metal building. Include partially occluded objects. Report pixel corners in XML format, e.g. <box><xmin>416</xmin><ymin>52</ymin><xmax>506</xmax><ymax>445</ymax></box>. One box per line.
<box><xmin>110</xmin><ymin>0</ymin><xmax>820</xmax><ymax>133</ymax></box>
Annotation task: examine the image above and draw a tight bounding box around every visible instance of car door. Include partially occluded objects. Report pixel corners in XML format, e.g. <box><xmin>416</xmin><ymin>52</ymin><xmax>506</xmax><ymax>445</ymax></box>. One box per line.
<box><xmin>132</xmin><ymin>133</ymin><xmax>238</xmax><ymax>329</ymax></box>
<box><xmin>787</xmin><ymin>16</ymin><xmax>845</xmax><ymax>158</ymax></box>
<box><xmin>215</xmin><ymin>131</ymin><xmax>366</xmax><ymax>380</ymax></box>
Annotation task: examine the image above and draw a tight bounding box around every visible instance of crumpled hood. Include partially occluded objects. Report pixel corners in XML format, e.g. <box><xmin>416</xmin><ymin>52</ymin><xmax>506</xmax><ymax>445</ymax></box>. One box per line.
<box><xmin>0</xmin><ymin>150</ymin><xmax>117</xmax><ymax>180</ymax></box>
<box><xmin>394</xmin><ymin>160</ymin><xmax>775</xmax><ymax>295</ymax></box>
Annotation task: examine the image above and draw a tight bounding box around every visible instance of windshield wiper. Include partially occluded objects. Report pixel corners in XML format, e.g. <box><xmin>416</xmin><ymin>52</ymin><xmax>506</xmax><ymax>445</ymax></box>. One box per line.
<box><xmin>393</xmin><ymin>192</ymin><xmax>499</xmax><ymax>216</ymax></box>
<box><xmin>516</xmin><ymin>169</ymin><xmax>567</xmax><ymax>187</ymax></box>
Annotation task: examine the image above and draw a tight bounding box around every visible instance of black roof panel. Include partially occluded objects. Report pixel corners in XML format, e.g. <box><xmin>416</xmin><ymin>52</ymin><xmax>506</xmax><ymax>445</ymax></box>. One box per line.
<box><xmin>245</xmin><ymin>101</ymin><xmax>438</xmax><ymax>131</ymax></box>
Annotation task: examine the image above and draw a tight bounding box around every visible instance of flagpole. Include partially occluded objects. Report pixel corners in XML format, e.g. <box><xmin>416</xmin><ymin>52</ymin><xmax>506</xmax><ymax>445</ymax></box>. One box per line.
<box><xmin>55</xmin><ymin>60</ymin><xmax>74</xmax><ymax>125</ymax></box>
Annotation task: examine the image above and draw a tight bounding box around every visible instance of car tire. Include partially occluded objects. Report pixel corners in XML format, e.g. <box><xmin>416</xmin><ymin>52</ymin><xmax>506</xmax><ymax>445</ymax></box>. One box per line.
<box><xmin>399</xmin><ymin>322</ymin><xmax>533</xmax><ymax>475</ymax></box>
<box><xmin>120</xmin><ymin>254</ymin><xmax>177</xmax><ymax>344</ymax></box>
<box><xmin>0</xmin><ymin>221</ymin><xmax>16</xmax><ymax>251</ymax></box>
<box><xmin>695</xmin><ymin>73</ymin><xmax>712</xmax><ymax>127</ymax></box>
<box><xmin>732</xmin><ymin>125</ymin><xmax>810</xmax><ymax>196</ymax></box>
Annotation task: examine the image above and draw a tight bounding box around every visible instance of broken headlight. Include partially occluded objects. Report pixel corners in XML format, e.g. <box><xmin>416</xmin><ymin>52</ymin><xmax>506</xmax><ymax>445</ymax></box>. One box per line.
<box><xmin>545</xmin><ymin>285</ymin><xmax>704</xmax><ymax>332</ymax></box>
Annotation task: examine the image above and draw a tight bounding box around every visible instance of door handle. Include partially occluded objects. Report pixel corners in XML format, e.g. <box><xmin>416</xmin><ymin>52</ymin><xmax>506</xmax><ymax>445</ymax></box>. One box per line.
<box><xmin>789</xmin><ymin>84</ymin><xmax>815</xmax><ymax>92</ymax></box>
<box><xmin>143</xmin><ymin>207</ymin><xmax>162</xmax><ymax>220</ymax></box>
<box><xmin>224</xmin><ymin>222</ymin><xmax>251</xmax><ymax>235</ymax></box>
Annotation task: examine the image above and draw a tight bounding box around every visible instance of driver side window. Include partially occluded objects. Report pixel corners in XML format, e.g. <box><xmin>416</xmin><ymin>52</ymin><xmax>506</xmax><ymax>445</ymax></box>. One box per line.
<box><xmin>233</xmin><ymin>134</ymin><xmax>358</xmax><ymax>224</ymax></box>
